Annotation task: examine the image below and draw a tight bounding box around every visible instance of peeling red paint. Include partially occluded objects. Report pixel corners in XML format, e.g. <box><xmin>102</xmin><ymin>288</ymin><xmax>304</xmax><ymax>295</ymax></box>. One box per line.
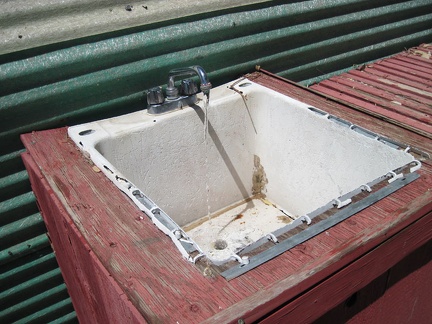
<box><xmin>311</xmin><ymin>43</ymin><xmax>432</xmax><ymax>140</ymax></box>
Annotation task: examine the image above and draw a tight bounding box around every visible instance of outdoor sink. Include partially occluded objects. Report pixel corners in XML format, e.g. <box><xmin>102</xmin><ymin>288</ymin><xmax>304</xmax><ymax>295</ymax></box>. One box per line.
<box><xmin>68</xmin><ymin>78</ymin><xmax>420</xmax><ymax>270</ymax></box>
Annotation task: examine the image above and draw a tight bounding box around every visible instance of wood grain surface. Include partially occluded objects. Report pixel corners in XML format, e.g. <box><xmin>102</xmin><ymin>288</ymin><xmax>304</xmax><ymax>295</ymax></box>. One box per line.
<box><xmin>21</xmin><ymin>72</ymin><xmax>432</xmax><ymax>323</ymax></box>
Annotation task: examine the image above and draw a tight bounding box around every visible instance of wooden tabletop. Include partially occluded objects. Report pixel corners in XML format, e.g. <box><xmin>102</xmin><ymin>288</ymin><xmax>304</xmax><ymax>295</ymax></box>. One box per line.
<box><xmin>21</xmin><ymin>71</ymin><xmax>432</xmax><ymax>323</ymax></box>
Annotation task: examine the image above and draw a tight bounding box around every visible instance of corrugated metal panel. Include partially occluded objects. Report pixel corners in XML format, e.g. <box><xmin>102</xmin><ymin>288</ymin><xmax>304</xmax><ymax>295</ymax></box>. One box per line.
<box><xmin>311</xmin><ymin>43</ymin><xmax>432</xmax><ymax>139</ymax></box>
<box><xmin>0</xmin><ymin>0</ymin><xmax>270</xmax><ymax>55</ymax></box>
<box><xmin>0</xmin><ymin>247</ymin><xmax>76</xmax><ymax>323</ymax></box>
<box><xmin>1</xmin><ymin>0</ymin><xmax>431</xmax><ymax>321</ymax></box>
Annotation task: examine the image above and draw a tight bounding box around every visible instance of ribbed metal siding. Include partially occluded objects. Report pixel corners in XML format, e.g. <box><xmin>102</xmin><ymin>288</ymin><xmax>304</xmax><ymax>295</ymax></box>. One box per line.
<box><xmin>310</xmin><ymin>43</ymin><xmax>432</xmax><ymax>139</ymax></box>
<box><xmin>1</xmin><ymin>1</ymin><xmax>431</xmax><ymax>322</ymax></box>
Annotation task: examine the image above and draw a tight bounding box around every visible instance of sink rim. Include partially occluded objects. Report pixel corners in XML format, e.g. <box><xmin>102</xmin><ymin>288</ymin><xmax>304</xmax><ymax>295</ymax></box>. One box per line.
<box><xmin>68</xmin><ymin>77</ymin><xmax>421</xmax><ymax>269</ymax></box>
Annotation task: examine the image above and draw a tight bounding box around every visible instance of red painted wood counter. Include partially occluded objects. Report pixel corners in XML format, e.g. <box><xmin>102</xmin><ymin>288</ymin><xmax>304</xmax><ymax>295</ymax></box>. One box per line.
<box><xmin>21</xmin><ymin>71</ymin><xmax>432</xmax><ymax>323</ymax></box>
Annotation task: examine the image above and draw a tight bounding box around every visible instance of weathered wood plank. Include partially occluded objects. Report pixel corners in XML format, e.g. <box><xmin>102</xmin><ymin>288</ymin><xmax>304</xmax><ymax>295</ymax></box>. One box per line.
<box><xmin>261</xmin><ymin>212</ymin><xmax>432</xmax><ymax>323</ymax></box>
<box><xmin>22</xmin><ymin>151</ymin><xmax>146</xmax><ymax>323</ymax></box>
<box><xmin>316</xmin><ymin>239</ymin><xmax>432</xmax><ymax>323</ymax></box>
<box><xmin>21</xmin><ymin>71</ymin><xmax>432</xmax><ymax>323</ymax></box>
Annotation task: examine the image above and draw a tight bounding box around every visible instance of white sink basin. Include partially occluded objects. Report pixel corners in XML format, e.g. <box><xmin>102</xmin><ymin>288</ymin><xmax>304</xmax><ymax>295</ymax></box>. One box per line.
<box><xmin>68</xmin><ymin>78</ymin><xmax>419</xmax><ymax>266</ymax></box>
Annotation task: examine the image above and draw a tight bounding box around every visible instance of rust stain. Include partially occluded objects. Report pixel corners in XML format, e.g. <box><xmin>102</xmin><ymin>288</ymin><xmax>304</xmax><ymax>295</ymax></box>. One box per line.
<box><xmin>234</xmin><ymin>214</ymin><xmax>243</xmax><ymax>220</ymax></box>
<box><xmin>277</xmin><ymin>215</ymin><xmax>292</xmax><ymax>224</ymax></box>
<box><xmin>252</xmin><ymin>155</ymin><xmax>268</xmax><ymax>195</ymax></box>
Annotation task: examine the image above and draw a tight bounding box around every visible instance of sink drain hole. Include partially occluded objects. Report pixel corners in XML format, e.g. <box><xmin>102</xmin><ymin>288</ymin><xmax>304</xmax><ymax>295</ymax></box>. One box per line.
<box><xmin>214</xmin><ymin>239</ymin><xmax>228</xmax><ymax>250</ymax></box>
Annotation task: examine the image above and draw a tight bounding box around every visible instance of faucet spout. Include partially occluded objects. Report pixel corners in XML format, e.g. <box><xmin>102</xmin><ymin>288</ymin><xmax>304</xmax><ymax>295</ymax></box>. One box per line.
<box><xmin>166</xmin><ymin>65</ymin><xmax>211</xmax><ymax>99</ymax></box>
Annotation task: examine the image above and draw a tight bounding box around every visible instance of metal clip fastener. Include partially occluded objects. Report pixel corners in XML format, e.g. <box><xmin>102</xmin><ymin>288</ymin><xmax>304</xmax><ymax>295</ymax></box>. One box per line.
<box><xmin>266</xmin><ymin>233</ymin><xmax>278</xmax><ymax>243</ymax></box>
<box><xmin>231</xmin><ymin>254</ymin><xmax>250</xmax><ymax>265</ymax></box>
<box><xmin>300</xmin><ymin>215</ymin><xmax>312</xmax><ymax>225</ymax></box>
<box><xmin>333</xmin><ymin>198</ymin><xmax>352</xmax><ymax>208</ymax></box>
<box><xmin>360</xmin><ymin>184</ymin><xmax>372</xmax><ymax>192</ymax></box>
<box><xmin>386</xmin><ymin>171</ymin><xmax>403</xmax><ymax>183</ymax></box>
<box><xmin>410</xmin><ymin>160</ymin><xmax>421</xmax><ymax>173</ymax></box>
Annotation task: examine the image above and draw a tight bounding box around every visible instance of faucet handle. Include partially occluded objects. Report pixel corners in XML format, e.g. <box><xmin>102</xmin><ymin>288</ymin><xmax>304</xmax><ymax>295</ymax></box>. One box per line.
<box><xmin>180</xmin><ymin>79</ymin><xmax>198</xmax><ymax>96</ymax></box>
<box><xmin>147</xmin><ymin>86</ymin><xmax>164</xmax><ymax>105</ymax></box>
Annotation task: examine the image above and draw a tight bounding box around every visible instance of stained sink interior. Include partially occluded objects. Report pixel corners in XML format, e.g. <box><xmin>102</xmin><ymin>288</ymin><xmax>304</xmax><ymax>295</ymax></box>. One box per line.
<box><xmin>68</xmin><ymin>79</ymin><xmax>416</xmax><ymax>264</ymax></box>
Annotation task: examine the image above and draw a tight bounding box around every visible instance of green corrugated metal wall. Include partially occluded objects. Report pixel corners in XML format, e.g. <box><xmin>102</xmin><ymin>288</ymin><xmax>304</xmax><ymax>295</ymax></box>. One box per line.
<box><xmin>1</xmin><ymin>0</ymin><xmax>431</xmax><ymax>322</ymax></box>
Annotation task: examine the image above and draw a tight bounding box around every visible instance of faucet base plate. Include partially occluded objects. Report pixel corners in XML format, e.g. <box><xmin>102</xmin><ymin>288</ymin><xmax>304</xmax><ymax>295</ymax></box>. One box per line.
<box><xmin>147</xmin><ymin>95</ymin><xmax>197</xmax><ymax>115</ymax></box>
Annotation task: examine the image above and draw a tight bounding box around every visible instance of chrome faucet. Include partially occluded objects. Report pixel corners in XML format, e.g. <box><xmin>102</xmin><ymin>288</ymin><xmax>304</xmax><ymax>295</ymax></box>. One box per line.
<box><xmin>166</xmin><ymin>65</ymin><xmax>212</xmax><ymax>99</ymax></box>
<box><xmin>146</xmin><ymin>65</ymin><xmax>211</xmax><ymax>115</ymax></box>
